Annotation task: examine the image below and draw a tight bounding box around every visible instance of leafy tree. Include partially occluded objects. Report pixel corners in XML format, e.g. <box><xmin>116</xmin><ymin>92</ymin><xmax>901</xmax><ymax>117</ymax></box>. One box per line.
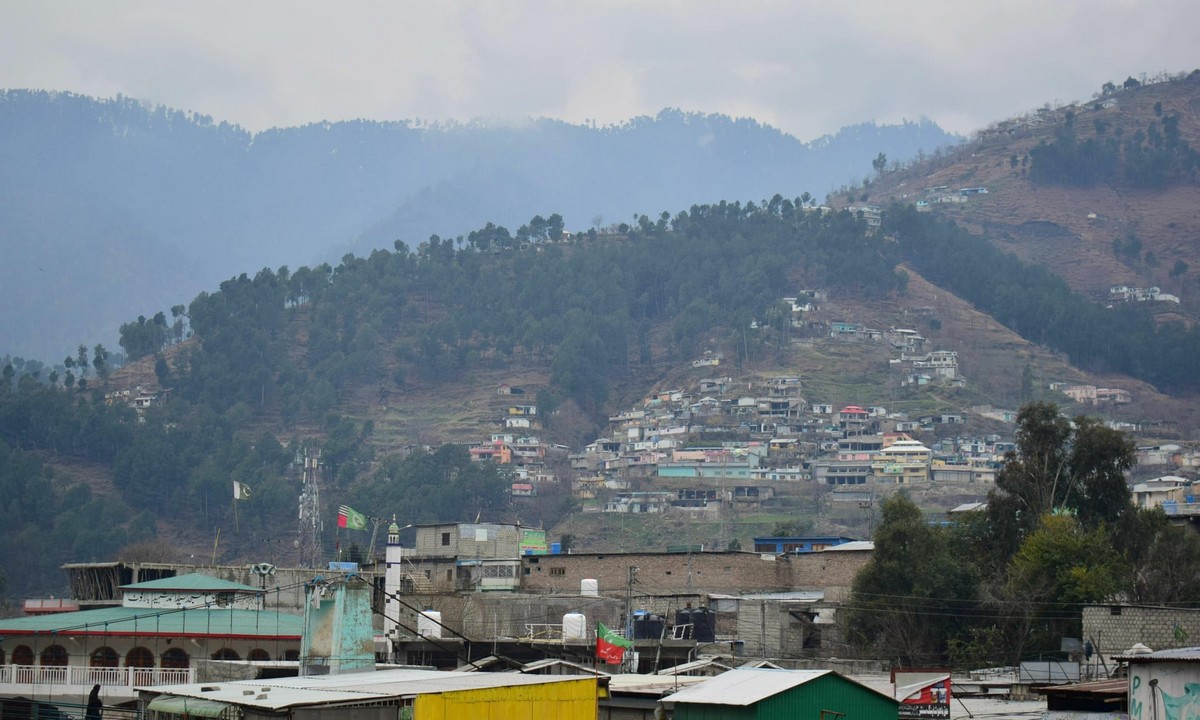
<box><xmin>92</xmin><ymin>344</ymin><xmax>111</xmax><ymax>381</ymax></box>
<box><xmin>1001</xmin><ymin>514</ymin><xmax>1127</xmax><ymax>654</ymax></box>
<box><xmin>984</xmin><ymin>403</ymin><xmax>1133</xmax><ymax>553</ymax></box>
<box><xmin>844</xmin><ymin>494</ymin><xmax>978</xmax><ymax>665</ymax></box>
<box><xmin>872</xmin><ymin>152</ymin><xmax>887</xmax><ymax>178</ymax></box>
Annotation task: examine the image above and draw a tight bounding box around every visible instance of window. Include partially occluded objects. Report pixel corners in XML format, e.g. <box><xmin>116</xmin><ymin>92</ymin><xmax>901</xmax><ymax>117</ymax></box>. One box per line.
<box><xmin>211</xmin><ymin>648</ymin><xmax>240</xmax><ymax>661</ymax></box>
<box><xmin>161</xmin><ymin>648</ymin><xmax>190</xmax><ymax>669</ymax></box>
<box><xmin>90</xmin><ymin>647</ymin><xmax>119</xmax><ymax>668</ymax></box>
<box><xmin>549</xmin><ymin>567</ymin><xmax>566</xmax><ymax>576</ymax></box>
<box><xmin>441</xmin><ymin>532</ymin><xmax>451</xmax><ymax>546</ymax></box>
<box><xmin>41</xmin><ymin>645</ymin><xmax>68</xmax><ymax>667</ymax></box>
<box><xmin>127</xmin><ymin>647</ymin><xmax>155</xmax><ymax>668</ymax></box>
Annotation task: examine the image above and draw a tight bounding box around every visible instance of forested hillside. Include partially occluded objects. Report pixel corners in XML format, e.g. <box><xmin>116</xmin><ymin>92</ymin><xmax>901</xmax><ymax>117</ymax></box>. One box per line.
<box><xmin>858</xmin><ymin>70</ymin><xmax>1200</xmax><ymax>335</ymax></box>
<box><xmin>5</xmin><ymin>195</ymin><xmax>1200</xmax><ymax>598</ymax></box>
<box><xmin>0</xmin><ymin>90</ymin><xmax>958</xmax><ymax>361</ymax></box>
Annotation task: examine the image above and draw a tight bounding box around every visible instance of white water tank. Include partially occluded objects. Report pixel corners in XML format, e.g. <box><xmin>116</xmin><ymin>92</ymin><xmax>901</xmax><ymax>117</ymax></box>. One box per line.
<box><xmin>417</xmin><ymin>610</ymin><xmax>442</xmax><ymax>638</ymax></box>
<box><xmin>581</xmin><ymin>578</ymin><xmax>599</xmax><ymax>596</ymax></box>
<box><xmin>563</xmin><ymin>612</ymin><xmax>587</xmax><ymax>640</ymax></box>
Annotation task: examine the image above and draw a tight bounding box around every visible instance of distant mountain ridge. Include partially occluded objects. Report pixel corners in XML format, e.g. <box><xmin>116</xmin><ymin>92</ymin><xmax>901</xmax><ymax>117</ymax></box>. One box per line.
<box><xmin>0</xmin><ymin>89</ymin><xmax>958</xmax><ymax>361</ymax></box>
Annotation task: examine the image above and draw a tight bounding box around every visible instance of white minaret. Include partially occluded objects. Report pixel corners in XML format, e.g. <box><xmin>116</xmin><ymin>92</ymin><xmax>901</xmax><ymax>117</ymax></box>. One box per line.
<box><xmin>384</xmin><ymin>516</ymin><xmax>405</xmax><ymax>644</ymax></box>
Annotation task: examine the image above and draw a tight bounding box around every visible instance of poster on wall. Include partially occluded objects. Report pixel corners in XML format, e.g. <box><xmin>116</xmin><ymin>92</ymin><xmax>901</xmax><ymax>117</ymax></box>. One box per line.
<box><xmin>893</xmin><ymin>669</ymin><xmax>952</xmax><ymax>719</ymax></box>
<box><xmin>519</xmin><ymin>529</ymin><xmax>548</xmax><ymax>555</ymax></box>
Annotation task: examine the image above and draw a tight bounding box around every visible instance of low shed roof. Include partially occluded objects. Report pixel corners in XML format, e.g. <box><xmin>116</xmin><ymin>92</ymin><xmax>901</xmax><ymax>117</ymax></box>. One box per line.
<box><xmin>142</xmin><ymin>670</ymin><xmax>595</xmax><ymax>711</ymax></box>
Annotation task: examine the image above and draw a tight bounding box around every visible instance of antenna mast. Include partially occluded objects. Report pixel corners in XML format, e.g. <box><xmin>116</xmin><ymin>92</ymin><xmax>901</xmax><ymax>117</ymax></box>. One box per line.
<box><xmin>298</xmin><ymin>446</ymin><xmax>323</xmax><ymax>567</ymax></box>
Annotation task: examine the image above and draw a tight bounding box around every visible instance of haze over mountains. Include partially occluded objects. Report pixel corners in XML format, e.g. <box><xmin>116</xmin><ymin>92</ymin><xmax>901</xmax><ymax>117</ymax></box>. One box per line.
<box><xmin>0</xmin><ymin>89</ymin><xmax>958</xmax><ymax>361</ymax></box>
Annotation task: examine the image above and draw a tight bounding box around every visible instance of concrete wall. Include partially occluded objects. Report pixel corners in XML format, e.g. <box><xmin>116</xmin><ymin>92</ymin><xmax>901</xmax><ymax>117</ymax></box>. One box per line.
<box><xmin>386</xmin><ymin>593</ymin><xmax>622</xmax><ymax>640</ymax></box>
<box><xmin>1127</xmin><ymin>661</ymin><xmax>1200</xmax><ymax>720</ymax></box>
<box><xmin>519</xmin><ymin>550</ymin><xmax>871</xmax><ymax>598</ymax></box>
<box><xmin>414</xmin><ymin>523</ymin><xmax>522</xmax><ymax>559</ymax></box>
<box><xmin>1082</xmin><ymin>605</ymin><xmax>1200</xmax><ymax>658</ymax></box>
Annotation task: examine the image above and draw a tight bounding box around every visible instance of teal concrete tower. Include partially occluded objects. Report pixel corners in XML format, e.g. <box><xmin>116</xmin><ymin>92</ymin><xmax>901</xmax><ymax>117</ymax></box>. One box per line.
<box><xmin>300</xmin><ymin>577</ymin><xmax>375</xmax><ymax>675</ymax></box>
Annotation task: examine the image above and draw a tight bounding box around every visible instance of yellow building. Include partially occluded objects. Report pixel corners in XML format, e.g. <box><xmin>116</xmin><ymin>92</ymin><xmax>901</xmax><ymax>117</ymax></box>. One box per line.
<box><xmin>871</xmin><ymin>439</ymin><xmax>932</xmax><ymax>484</ymax></box>
<box><xmin>141</xmin><ymin>669</ymin><xmax>600</xmax><ymax>720</ymax></box>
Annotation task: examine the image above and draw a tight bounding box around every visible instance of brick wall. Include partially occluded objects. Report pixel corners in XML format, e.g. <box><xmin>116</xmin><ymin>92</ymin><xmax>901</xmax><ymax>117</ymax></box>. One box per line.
<box><xmin>1082</xmin><ymin>605</ymin><xmax>1200</xmax><ymax>657</ymax></box>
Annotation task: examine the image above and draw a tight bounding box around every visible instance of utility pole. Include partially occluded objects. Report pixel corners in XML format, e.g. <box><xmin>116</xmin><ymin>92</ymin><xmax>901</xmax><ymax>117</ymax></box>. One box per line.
<box><xmin>625</xmin><ymin>566</ymin><xmax>638</xmax><ymax>637</ymax></box>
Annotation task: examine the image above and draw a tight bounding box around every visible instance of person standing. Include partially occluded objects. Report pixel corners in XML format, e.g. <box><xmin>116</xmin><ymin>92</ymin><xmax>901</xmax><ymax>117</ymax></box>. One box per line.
<box><xmin>85</xmin><ymin>684</ymin><xmax>102</xmax><ymax>720</ymax></box>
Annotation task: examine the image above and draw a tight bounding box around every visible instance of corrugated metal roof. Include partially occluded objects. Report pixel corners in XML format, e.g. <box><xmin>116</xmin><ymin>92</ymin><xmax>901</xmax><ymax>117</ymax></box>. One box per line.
<box><xmin>141</xmin><ymin>669</ymin><xmax>596</xmax><ymax>710</ymax></box>
<box><xmin>0</xmin><ymin>606</ymin><xmax>303</xmax><ymax>638</ymax></box>
<box><xmin>121</xmin><ymin>572</ymin><xmax>262</xmax><ymax>593</ymax></box>
<box><xmin>1116</xmin><ymin>646</ymin><xmax>1200</xmax><ymax>663</ymax></box>
<box><xmin>662</xmin><ymin>668</ymin><xmax>831</xmax><ymax>706</ymax></box>
<box><xmin>820</xmin><ymin>541</ymin><xmax>874</xmax><ymax>551</ymax></box>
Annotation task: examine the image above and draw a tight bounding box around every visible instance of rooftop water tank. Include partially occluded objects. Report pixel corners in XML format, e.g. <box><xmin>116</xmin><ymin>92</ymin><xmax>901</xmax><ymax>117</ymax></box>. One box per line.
<box><xmin>417</xmin><ymin>610</ymin><xmax>442</xmax><ymax>638</ymax></box>
<box><xmin>562</xmin><ymin>612</ymin><xmax>587</xmax><ymax>640</ymax></box>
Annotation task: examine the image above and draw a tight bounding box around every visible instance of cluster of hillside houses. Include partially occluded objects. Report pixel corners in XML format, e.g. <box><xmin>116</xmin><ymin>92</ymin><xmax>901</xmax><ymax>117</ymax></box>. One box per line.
<box><xmin>1109</xmin><ymin>284</ymin><xmax>1181</xmax><ymax>304</ymax></box>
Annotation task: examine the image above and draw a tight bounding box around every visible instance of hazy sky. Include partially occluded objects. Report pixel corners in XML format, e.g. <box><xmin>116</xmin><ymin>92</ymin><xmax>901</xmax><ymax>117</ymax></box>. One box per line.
<box><xmin>3</xmin><ymin>1</ymin><xmax>1197</xmax><ymax>140</ymax></box>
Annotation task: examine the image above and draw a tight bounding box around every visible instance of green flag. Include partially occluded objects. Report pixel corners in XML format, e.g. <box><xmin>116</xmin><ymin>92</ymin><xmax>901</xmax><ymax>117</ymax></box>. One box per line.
<box><xmin>338</xmin><ymin>505</ymin><xmax>367</xmax><ymax>530</ymax></box>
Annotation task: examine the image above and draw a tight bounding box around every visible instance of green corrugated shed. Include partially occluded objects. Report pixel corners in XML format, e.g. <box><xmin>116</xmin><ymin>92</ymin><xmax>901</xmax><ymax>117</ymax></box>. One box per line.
<box><xmin>666</xmin><ymin>668</ymin><xmax>898</xmax><ymax>720</ymax></box>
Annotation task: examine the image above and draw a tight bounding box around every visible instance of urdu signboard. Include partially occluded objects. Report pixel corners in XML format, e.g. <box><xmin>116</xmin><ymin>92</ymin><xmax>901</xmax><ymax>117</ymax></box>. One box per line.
<box><xmin>893</xmin><ymin>669</ymin><xmax>951</xmax><ymax>720</ymax></box>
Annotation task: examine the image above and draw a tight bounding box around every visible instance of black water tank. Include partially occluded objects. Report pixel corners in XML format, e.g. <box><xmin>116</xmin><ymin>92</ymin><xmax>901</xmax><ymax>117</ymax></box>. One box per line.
<box><xmin>674</xmin><ymin>608</ymin><xmax>694</xmax><ymax>639</ymax></box>
<box><xmin>692</xmin><ymin>608</ymin><xmax>715</xmax><ymax>642</ymax></box>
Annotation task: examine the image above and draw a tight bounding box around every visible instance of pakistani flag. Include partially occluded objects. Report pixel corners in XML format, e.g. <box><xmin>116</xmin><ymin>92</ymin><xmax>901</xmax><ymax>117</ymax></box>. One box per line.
<box><xmin>338</xmin><ymin>505</ymin><xmax>367</xmax><ymax>530</ymax></box>
<box><xmin>596</xmin><ymin>622</ymin><xmax>633</xmax><ymax>664</ymax></box>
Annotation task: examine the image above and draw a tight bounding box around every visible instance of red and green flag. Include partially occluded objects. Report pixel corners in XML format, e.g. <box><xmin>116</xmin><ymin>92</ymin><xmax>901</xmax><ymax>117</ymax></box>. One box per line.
<box><xmin>596</xmin><ymin>621</ymin><xmax>633</xmax><ymax>664</ymax></box>
<box><xmin>338</xmin><ymin>505</ymin><xmax>367</xmax><ymax>530</ymax></box>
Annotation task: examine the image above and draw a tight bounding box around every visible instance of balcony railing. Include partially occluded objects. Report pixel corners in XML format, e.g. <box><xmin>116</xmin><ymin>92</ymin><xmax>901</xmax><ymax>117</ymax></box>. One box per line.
<box><xmin>0</xmin><ymin>664</ymin><xmax>194</xmax><ymax>689</ymax></box>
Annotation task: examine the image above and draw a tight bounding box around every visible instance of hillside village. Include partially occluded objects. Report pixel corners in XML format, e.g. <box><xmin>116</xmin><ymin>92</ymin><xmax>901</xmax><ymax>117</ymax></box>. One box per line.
<box><xmin>453</xmin><ymin>289</ymin><xmax>1200</xmax><ymax>547</ymax></box>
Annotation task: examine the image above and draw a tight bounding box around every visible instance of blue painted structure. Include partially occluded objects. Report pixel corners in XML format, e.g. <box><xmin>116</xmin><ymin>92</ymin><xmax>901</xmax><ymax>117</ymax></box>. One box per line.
<box><xmin>752</xmin><ymin>536</ymin><xmax>858</xmax><ymax>554</ymax></box>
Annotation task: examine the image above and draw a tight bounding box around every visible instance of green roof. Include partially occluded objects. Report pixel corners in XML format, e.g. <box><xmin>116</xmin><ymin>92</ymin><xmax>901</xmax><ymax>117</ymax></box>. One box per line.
<box><xmin>0</xmin><ymin>606</ymin><xmax>303</xmax><ymax>639</ymax></box>
<box><xmin>121</xmin><ymin>572</ymin><xmax>262</xmax><ymax>593</ymax></box>
<box><xmin>147</xmin><ymin>697</ymin><xmax>238</xmax><ymax>719</ymax></box>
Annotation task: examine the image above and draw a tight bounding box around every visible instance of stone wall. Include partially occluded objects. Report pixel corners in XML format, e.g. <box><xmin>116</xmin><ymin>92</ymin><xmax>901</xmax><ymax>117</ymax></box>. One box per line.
<box><xmin>1082</xmin><ymin>605</ymin><xmax>1200</xmax><ymax>658</ymax></box>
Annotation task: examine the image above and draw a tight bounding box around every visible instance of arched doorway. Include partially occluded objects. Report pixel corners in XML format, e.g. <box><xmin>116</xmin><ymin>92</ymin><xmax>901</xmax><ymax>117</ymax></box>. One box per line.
<box><xmin>284</xmin><ymin>649</ymin><xmax>300</xmax><ymax>662</ymax></box>
<box><xmin>89</xmin><ymin>646</ymin><xmax>120</xmax><ymax>684</ymax></box>
<box><xmin>12</xmin><ymin>646</ymin><xmax>33</xmax><ymax>666</ymax></box>
<box><xmin>247</xmin><ymin>649</ymin><xmax>270</xmax><ymax>662</ymax></box>
<box><xmin>161</xmin><ymin>648</ymin><xmax>190</xmax><ymax>670</ymax></box>
<box><xmin>40</xmin><ymin>645</ymin><xmax>68</xmax><ymax>683</ymax></box>
<box><xmin>210</xmin><ymin>648</ymin><xmax>240</xmax><ymax>661</ymax></box>
<box><xmin>127</xmin><ymin>646</ymin><xmax>155</xmax><ymax>685</ymax></box>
